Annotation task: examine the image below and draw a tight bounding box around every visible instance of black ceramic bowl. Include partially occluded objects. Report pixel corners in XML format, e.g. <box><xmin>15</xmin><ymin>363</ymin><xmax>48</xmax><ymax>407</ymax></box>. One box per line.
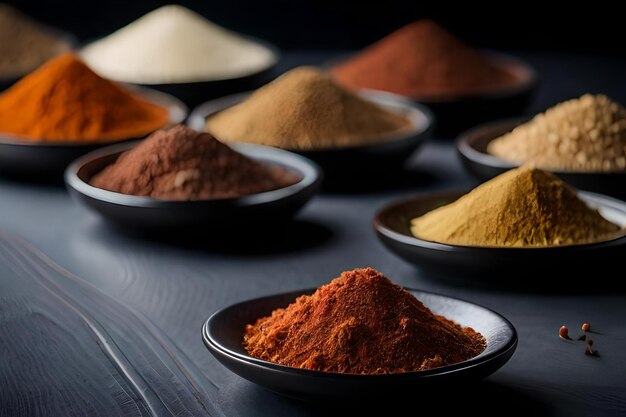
<box><xmin>374</xmin><ymin>191</ymin><xmax>626</xmax><ymax>281</ymax></box>
<box><xmin>202</xmin><ymin>288</ymin><xmax>517</xmax><ymax>402</ymax></box>
<box><xmin>188</xmin><ymin>89</ymin><xmax>434</xmax><ymax>181</ymax></box>
<box><xmin>457</xmin><ymin>118</ymin><xmax>626</xmax><ymax>199</ymax></box>
<box><xmin>0</xmin><ymin>87</ymin><xmax>187</xmax><ymax>179</ymax></box>
<box><xmin>104</xmin><ymin>38</ymin><xmax>280</xmax><ymax>108</ymax></box>
<box><xmin>65</xmin><ymin>141</ymin><xmax>321</xmax><ymax>232</ymax></box>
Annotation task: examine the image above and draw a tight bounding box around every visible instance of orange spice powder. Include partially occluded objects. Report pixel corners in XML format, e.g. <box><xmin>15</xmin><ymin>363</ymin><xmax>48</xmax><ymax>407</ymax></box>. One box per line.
<box><xmin>0</xmin><ymin>53</ymin><xmax>169</xmax><ymax>142</ymax></box>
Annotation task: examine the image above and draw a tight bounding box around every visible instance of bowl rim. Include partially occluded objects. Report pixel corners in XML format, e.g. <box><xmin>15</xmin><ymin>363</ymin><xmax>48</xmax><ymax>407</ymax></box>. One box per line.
<box><xmin>0</xmin><ymin>85</ymin><xmax>188</xmax><ymax>147</ymax></box>
<box><xmin>329</xmin><ymin>50</ymin><xmax>538</xmax><ymax>103</ymax></box>
<box><xmin>79</xmin><ymin>34</ymin><xmax>281</xmax><ymax>86</ymax></box>
<box><xmin>188</xmin><ymin>88</ymin><xmax>435</xmax><ymax>153</ymax></box>
<box><xmin>457</xmin><ymin>117</ymin><xmax>626</xmax><ymax>175</ymax></box>
<box><xmin>202</xmin><ymin>287</ymin><xmax>518</xmax><ymax>380</ymax></box>
<box><xmin>64</xmin><ymin>140</ymin><xmax>322</xmax><ymax>207</ymax></box>
<box><xmin>373</xmin><ymin>190</ymin><xmax>626</xmax><ymax>251</ymax></box>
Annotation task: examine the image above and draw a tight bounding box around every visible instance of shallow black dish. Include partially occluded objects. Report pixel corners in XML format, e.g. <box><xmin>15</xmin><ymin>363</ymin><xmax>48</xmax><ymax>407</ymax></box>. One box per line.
<box><xmin>457</xmin><ymin>118</ymin><xmax>626</xmax><ymax>199</ymax></box>
<box><xmin>65</xmin><ymin>141</ymin><xmax>321</xmax><ymax>232</ymax></box>
<box><xmin>202</xmin><ymin>288</ymin><xmax>517</xmax><ymax>402</ymax></box>
<box><xmin>0</xmin><ymin>88</ymin><xmax>187</xmax><ymax>179</ymax></box>
<box><xmin>374</xmin><ymin>191</ymin><xmax>626</xmax><ymax>281</ymax></box>
<box><xmin>123</xmin><ymin>38</ymin><xmax>279</xmax><ymax>108</ymax></box>
<box><xmin>188</xmin><ymin>89</ymin><xmax>434</xmax><ymax>182</ymax></box>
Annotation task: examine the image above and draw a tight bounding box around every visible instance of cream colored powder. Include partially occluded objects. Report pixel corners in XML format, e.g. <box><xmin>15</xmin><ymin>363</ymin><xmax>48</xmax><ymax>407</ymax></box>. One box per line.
<box><xmin>80</xmin><ymin>5</ymin><xmax>276</xmax><ymax>84</ymax></box>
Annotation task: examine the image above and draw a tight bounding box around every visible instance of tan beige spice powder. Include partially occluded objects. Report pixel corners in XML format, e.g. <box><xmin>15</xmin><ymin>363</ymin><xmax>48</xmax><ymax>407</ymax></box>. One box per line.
<box><xmin>205</xmin><ymin>67</ymin><xmax>412</xmax><ymax>150</ymax></box>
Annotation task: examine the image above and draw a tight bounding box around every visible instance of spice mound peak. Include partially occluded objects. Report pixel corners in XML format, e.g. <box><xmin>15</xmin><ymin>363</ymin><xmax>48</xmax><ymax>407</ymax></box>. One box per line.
<box><xmin>331</xmin><ymin>19</ymin><xmax>519</xmax><ymax>98</ymax></box>
<box><xmin>90</xmin><ymin>125</ymin><xmax>300</xmax><ymax>201</ymax></box>
<box><xmin>0</xmin><ymin>53</ymin><xmax>169</xmax><ymax>141</ymax></box>
<box><xmin>81</xmin><ymin>5</ymin><xmax>276</xmax><ymax>84</ymax></box>
<box><xmin>244</xmin><ymin>267</ymin><xmax>486</xmax><ymax>374</ymax></box>
<box><xmin>488</xmin><ymin>94</ymin><xmax>626</xmax><ymax>172</ymax></box>
<box><xmin>205</xmin><ymin>66</ymin><xmax>412</xmax><ymax>150</ymax></box>
<box><xmin>410</xmin><ymin>166</ymin><xmax>621</xmax><ymax>247</ymax></box>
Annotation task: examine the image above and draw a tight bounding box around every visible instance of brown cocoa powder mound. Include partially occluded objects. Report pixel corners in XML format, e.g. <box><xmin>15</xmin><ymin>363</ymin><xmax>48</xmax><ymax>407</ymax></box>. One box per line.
<box><xmin>244</xmin><ymin>268</ymin><xmax>486</xmax><ymax>374</ymax></box>
<box><xmin>331</xmin><ymin>20</ymin><xmax>518</xmax><ymax>98</ymax></box>
<box><xmin>90</xmin><ymin>125</ymin><xmax>300</xmax><ymax>200</ymax></box>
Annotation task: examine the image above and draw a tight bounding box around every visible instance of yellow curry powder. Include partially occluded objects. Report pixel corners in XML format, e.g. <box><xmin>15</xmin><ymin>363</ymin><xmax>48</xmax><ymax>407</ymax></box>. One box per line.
<box><xmin>410</xmin><ymin>167</ymin><xmax>621</xmax><ymax>247</ymax></box>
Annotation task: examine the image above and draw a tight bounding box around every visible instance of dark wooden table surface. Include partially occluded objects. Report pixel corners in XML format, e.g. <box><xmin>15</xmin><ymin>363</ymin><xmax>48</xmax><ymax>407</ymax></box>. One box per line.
<box><xmin>1</xmin><ymin>52</ymin><xmax>626</xmax><ymax>417</ymax></box>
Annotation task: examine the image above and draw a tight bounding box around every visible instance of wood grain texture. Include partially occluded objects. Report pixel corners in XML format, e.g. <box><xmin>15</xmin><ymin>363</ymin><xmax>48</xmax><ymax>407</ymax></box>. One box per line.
<box><xmin>0</xmin><ymin>234</ymin><xmax>223</xmax><ymax>417</ymax></box>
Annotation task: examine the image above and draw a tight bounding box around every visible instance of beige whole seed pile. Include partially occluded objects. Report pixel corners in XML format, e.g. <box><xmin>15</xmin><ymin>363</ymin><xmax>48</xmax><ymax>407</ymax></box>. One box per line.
<box><xmin>488</xmin><ymin>94</ymin><xmax>626</xmax><ymax>172</ymax></box>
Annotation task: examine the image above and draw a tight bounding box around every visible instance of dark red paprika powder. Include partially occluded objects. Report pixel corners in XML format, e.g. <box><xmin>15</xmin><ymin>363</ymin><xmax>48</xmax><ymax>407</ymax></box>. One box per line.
<box><xmin>244</xmin><ymin>268</ymin><xmax>486</xmax><ymax>374</ymax></box>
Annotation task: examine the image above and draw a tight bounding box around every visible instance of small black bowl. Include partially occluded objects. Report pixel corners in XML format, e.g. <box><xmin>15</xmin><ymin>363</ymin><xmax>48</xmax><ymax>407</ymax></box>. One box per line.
<box><xmin>97</xmin><ymin>37</ymin><xmax>280</xmax><ymax>108</ymax></box>
<box><xmin>0</xmin><ymin>87</ymin><xmax>187</xmax><ymax>179</ymax></box>
<box><xmin>457</xmin><ymin>118</ymin><xmax>626</xmax><ymax>199</ymax></box>
<box><xmin>202</xmin><ymin>288</ymin><xmax>517</xmax><ymax>402</ymax></box>
<box><xmin>188</xmin><ymin>89</ymin><xmax>434</xmax><ymax>182</ymax></box>
<box><xmin>65</xmin><ymin>141</ymin><xmax>321</xmax><ymax>232</ymax></box>
<box><xmin>374</xmin><ymin>191</ymin><xmax>626</xmax><ymax>281</ymax></box>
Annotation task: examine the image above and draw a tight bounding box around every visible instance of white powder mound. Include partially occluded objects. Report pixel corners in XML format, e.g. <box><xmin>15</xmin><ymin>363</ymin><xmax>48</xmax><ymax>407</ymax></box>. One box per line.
<box><xmin>80</xmin><ymin>5</ymin><xmax>276</xmax><ymax>84</ymax></box>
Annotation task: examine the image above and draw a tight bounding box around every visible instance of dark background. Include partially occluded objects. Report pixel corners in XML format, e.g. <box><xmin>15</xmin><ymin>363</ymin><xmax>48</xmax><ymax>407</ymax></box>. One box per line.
<box><xmin>7</xmin><ymin>0</ymin><xmax>626</xmax><ymax>55</ymax></box>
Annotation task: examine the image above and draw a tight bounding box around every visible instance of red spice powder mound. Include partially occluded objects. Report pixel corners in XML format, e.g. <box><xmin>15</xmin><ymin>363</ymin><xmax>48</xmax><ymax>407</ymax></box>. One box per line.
<box><xmin>331</xmin><ymin>20</ymin><xmax>519</xmax><ymax>99</ymax></box>
<box><xmin>244</xmin><ymin>268</ymin><xmax>486</xmax><ymax>374</ymax></box>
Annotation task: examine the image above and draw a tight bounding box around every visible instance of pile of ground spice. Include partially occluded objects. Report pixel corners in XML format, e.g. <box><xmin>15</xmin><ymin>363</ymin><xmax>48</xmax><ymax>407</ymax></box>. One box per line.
<box><xmin>488</xmin><ymin>94</ymin><xmax>626</xmax><ymax>172</ymax></box>
<box><xmin>0</xmin><ymin>4</ymin><xmax>71</xmax><ymax>79</ymax></box>
<box><xmin>410</xmin><ymin>166</ymin><xmax>622</xmax><ymax>247</ymax></box>
<box><xmin>244</xmin><ymin>268</ymin><xmax>486</xmax><ymax>374</ymax></box>
<box><xmin>331</xmin><ymin>20</ymin><xmax>518</xmax><ymax>98</ymax></box>
<box><xmin>91</xmin><ymin>125</ymin><xmax>300</xmax><ymax>201</ymax></box>
<box><xmin>205</xmin><ymin>67</ymin><xmax>412</xmax><ymax>150</ymax></box>
<box><xmin>0</xmin><ymin>53</ymin><xmax>169</xmax><ymax>142</ymax></box>
<box><xmin>81</xmin><ymin>5</ymin><xmax>276</xmax><ymax>84</ymax></box>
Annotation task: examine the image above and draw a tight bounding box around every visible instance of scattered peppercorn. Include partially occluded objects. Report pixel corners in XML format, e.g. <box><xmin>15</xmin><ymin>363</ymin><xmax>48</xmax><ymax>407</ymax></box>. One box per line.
<box><xmin>559</xmin><ymin>325</ymin><xmax>571</xmax><ymax>340</ymax></box>
<box><xmin>582</xmin><ymin>322</ymin><xmax>591</xmax><ymax>332</ymax></box>
<box><xmin>578</xmin><ymin>334</ymin><xmax>587</xmax><ymax>341</ymax></box>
